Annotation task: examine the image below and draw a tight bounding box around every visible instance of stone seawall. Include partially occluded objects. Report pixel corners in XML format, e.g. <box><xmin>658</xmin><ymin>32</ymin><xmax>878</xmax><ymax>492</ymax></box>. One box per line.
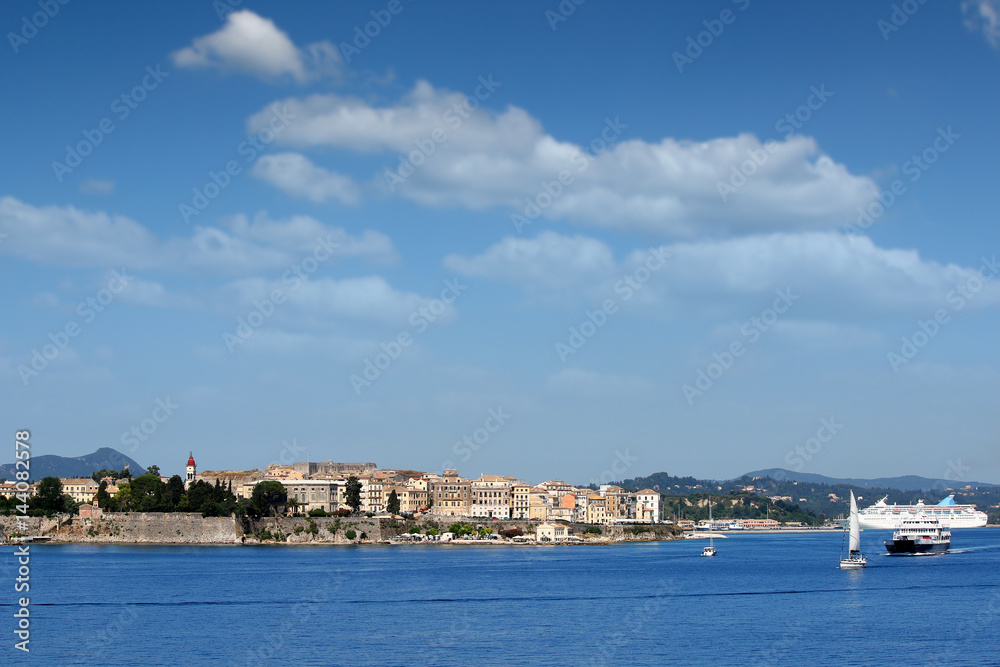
<box><xmin>1</xmin><ymin>514</ymin><xmax>680</xmax><ymax>545</ymax></box>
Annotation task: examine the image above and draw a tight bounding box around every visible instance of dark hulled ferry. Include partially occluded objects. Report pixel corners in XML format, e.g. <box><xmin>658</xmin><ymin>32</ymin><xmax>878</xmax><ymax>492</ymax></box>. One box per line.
<box><xmin>884</xmin><ymin>516</ymin><xmax>951</xmax><ymax>555</ymax></box>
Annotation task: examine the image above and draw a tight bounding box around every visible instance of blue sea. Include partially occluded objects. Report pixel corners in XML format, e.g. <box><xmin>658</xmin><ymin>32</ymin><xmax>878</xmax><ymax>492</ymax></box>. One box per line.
<box><xmin>3</xmin><ymin>528</ymin><xmax>999</xmax><ymax>666</ymax></box>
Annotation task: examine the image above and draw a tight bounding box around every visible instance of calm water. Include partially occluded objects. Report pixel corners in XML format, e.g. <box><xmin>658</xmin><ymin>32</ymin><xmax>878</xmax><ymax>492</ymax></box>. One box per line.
<box><xmin>2</xmin><ymin>528</ymin><xmax>999</xmax><ymax>666</ymax></box>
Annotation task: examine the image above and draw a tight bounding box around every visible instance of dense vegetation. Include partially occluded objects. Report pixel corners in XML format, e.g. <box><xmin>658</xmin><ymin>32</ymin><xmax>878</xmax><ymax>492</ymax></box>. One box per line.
<box><xmin>617</xmin><ymin>471</ymin><xmax>1000</xmax><ymax>522</ymax></box>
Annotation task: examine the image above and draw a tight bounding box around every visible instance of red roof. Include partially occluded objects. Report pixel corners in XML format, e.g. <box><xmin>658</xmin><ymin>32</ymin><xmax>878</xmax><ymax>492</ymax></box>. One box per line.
<box><xmin>187</xmin><ymin>454</ymin><xmax>196</xmax><ymax>467</ymax></box>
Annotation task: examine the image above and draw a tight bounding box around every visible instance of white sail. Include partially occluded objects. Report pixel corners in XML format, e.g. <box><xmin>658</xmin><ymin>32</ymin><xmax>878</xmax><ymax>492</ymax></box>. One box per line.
<box><xmin>848</xmin><ymin>490</ymin><xmax>861</xmax><ymax>553</ymax></box>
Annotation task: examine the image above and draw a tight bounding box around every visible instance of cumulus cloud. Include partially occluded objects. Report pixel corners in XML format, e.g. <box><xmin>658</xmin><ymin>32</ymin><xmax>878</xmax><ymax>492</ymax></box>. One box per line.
<box><xmin>247</xmin><ymin>81</ymin><xmax>877</xmax><ymax>236</ymax></box>
<box><xmin>252</xmin><ymin>153</ymin><xmax>360</xmax><ymax>204</ymax></box>
<box><xmin>219</xmin><ymin>275</ymin><xmax>443</xmax><ymax>326</ymax></box>
<box><xmin>443</xmin><ymin>231</ymin><xmax>616</xmax><ymax>293</ymax></box>
<box><xmin>0</xmin><ymin>197</ymin><xmax>395</xmax><ymax>273</ymax></box>
<box><xmin>171</xmin><ymin>10</ymin><xmax>341</xmax><ymax>83</ymax></box>
<box><xmin>446</xmin><ymin>231</ymin><xmax>1000</xmax><ymax>318</ymax></box>
<box><xmin>963</xmin><ymin>0</ymin><xmax>1000</xmax><ymax>48</ymax></box>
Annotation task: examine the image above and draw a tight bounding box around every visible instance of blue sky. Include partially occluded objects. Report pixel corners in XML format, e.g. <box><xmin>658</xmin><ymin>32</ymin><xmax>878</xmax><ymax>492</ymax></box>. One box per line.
<box><xmin>3</xmin><ymin>0</ymin><xmax>1000</xmax><ymax>484</ymax></box>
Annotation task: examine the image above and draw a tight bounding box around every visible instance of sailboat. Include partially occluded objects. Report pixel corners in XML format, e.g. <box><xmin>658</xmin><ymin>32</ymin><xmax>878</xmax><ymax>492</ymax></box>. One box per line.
<box><xmin>839</xmin><ymin>489</ymin><xmax>867</xmax><ymax>569</ymax></box>
<box><xmin>701</xmin><ymin>500</ymin><xmax>716</xmax><ymax>557</ymax></box>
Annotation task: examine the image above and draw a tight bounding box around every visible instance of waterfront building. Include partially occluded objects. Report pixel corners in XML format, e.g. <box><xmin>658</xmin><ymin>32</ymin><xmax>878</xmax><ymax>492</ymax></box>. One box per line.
<box><xmin>361</xmin><ymin>478</ymin><xmax>385</xmax><ymax>514</ymax></box>
<box><xmin>548</xmin><ymin>506</ymin><xmax>574</xmax><ymax>522</ymax></box>
<box><xmin>510</xmin><ymin>482</ymin><xmax>530</xmax><ymax>519</ymax></box>
<box><xmin>634</xmin><ymin>489</ymin><xmax>661</xmax><ymax>523</ymax></box>
<box><xmin>386</xmin><ymin>485</ymin><xmax>428</xmax><ymax>514</ymax></box>
<box><xmin>529</xmin><ymin>486</ymin><xmax>550</xmax><ymax>521</ymax></box>
<box><xmin>586</xmin><ymin>494</ymin><xmax>610</xmax><ymax>525</ymax></box>
<box><xmin>536</xmin><ymin>522</ymin><xmax>571</xmax><ymax>541</ymax></box>
<box><xmin>573</xmin><ymin>493</ymin><xmax>589</xmax><ymax>523</ymax></box>
<box><xmin>430</xmin><ymin>469</ymin><xmax>471</xmax><ymax>517</ymax></box>
<box><xmin>78</xmin><ymin>500</ymin><xmax>103</xmax><ymax>518</ymax></box>
<box><xmin>470</xmin><ymin>475</ymin><xmax>513</xmax><ymax>519</ymax></box>
<box><xmin>280</xmin><ymin>479</ymin><xmax>342</xmax><ymax>514</ymax></box>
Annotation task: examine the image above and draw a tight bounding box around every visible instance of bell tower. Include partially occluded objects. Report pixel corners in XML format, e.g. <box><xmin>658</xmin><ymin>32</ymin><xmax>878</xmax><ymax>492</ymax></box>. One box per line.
<box><xmin>185</xmin><ymin>453</ymin><xmax>196</xmax><ymax>489</ymax></box>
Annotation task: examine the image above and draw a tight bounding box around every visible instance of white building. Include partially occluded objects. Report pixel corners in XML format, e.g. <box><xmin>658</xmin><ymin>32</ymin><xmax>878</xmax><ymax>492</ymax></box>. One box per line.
<box><xmin>470</xmin><ymin>475</ymin><xmax>513</xmax><ymax>519</ymax></box>
<box><xmin>634</xmin><ymin>489</ymin><xmax>661</xmax><ymax>523</ymax></box>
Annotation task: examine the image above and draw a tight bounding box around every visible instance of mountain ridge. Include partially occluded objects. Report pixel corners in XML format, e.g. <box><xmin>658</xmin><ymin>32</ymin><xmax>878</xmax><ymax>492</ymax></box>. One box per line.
<box><xmin>0</xmin><ymin>447</ymin><xmax>145</xmax><ymax>481</ymax></box>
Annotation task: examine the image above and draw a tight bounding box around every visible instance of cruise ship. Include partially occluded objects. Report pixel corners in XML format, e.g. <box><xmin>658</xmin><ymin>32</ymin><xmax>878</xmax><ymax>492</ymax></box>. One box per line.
<box><xmin>858</xmin><ymin>495</ymin><xmax>987</xmax><ymax>530</ymax></box>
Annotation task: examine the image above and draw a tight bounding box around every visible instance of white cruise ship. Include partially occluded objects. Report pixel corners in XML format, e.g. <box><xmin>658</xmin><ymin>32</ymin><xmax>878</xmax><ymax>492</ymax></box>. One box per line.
<box><xmin>858</xmin><ymin>495</ymin><xmax>987</xmax><ymax>530</ymax></box>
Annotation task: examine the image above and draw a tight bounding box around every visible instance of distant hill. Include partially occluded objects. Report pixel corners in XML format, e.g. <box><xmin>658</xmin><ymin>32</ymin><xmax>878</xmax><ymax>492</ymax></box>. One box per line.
<box><xmin>743</xmin><ymin>468</ymin><xmax>998</xmax><ymax>492</ymax></box>
<box><xmin>0</xmin><ymin>447</ymin><xmax>144</xmax><ymax>481</ymax></box>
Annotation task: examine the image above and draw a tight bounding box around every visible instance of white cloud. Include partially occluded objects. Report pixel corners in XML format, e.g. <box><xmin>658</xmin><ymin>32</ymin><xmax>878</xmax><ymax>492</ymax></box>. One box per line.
<box><xmin>963</xmin><ymin>0</ymin><xmax>1000</xmax><ymax>48</ymax></box>
<box><xmin>546</xmin><ymin>368</ymin><xmax>652</xmax><ymax>396</ymax></box>
<box><xmin>247</xmin><ymin>81</ymin><xmax>877</xmax><ymax>236</ymax></box>
<box><xmin>0</xmin><ymin>197</ymin><xmax>395</xmax><ymax>273</ymax></box>
<box><xmin>220</xmin><ymin>275</ymin><xmax>443</xmax><ymax>326</ymax></box>
<box><xmin>171</xmin><ymin>10</ymin><xmax>340</xmax><ymax>83</ymax></box>
<box><xmin>78</xmin><ymin>178</ymin><xmax>115</xmax><ymax>195</ymax></box>
<box><xmin>446</xmin><ymin>231</ymin><xmax>1000</xmax><ymax>318</ymax></box>
<box><xmin>443</xmin><ymin>231</ymin><xmax>616</xmax><ymax>293</ymax></box>
<box><xmin>252</xmin><ymin>153</ymin><xmax>360</xmax><ymax>204</ymax></box>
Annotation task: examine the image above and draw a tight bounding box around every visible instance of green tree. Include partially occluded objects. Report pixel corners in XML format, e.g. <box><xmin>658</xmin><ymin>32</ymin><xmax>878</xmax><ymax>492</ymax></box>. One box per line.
<box><xmin>252</xmin><ymin>481</ymin><xmax>287</xmax><ymax>517</ymax></box>
<box><xmin>287</xmin><ymin>498</ymin><xmax>300</xmax><ymax>516</ymax></box>
<box><xmin>386</xmin><ymin>490</ymin><xmax>400</xmax><ymax>515</ymax></box>
<box><xmin>164</xmin><ymin>475</ymin><xmax>185</xmax><ymax>509</ymax></box>
<box><xmin>31</xmin><ymin>477</ymin><xmax>65</xmax><ymax>514</ymax></box>
<box><xmin>146</xmin><ymin>465</ymin><xmax>161</xmax><ymax>477</ymax></box>
<box><xmin>345</xmin><ymin>476</ymin><xmax>362</xmax><ymax>514</ymax></box>
<box><xmin>114</xmin><ymin>483</ymin><xmax>133</xmax><ymax>511</ymax></box>
<box><xmin>94</xmin><ymin>481</ymin><xmax>111</xmax><ymax>508</ymax></box>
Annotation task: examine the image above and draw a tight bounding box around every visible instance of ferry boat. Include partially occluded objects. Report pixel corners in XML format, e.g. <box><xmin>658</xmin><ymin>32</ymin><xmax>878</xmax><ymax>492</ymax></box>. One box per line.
<box><xmin>858</xmin><ymin>495</ymin><xmax>986</xmax><ymax>530</ymax></box>
<box><xmin>727</xmin><ymin>521</ymin><xmax>745</xmax><ymax>530</ymax></box>
<box><xmin>884</xmin><ymin>516</ymin><xmax>951</xmax><ymax>555</ymax></box>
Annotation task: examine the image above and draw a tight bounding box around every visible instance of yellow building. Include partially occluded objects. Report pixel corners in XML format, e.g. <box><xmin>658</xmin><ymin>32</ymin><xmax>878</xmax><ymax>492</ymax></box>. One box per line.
<box><xmin>586</xmin><ymin>494</ymin><xmax>610</xmax><ymax>525</ymax></box>
<box><xmin>61</xmin><ymin>478</ymin><xmax>99</xmax><ymax>504</ymax></box>
<box><xmin>430</xmin><ymin>469</ymin><xmax>470</xmax><ymax>517</ymax></box>
<box><xmin>510</xmin><ymin>482</ymin><xmax>530</xmax><ymax>519</ymax></box>
<box><xmin>529</xmin><ymin>488</ymin><xmax>549</xmax><ymax>521</ymax></box>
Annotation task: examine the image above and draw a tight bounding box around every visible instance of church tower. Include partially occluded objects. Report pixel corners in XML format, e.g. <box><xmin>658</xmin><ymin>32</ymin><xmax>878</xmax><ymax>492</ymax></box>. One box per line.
<box><xmin>186</xmin><ymin>453</ymin><xmax>196</xmax><ymax>489</ymax></box>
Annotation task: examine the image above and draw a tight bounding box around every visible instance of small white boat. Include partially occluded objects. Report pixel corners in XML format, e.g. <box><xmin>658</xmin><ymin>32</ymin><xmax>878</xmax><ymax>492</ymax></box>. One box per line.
<box><xmin>839</xmin><ymin>490</ymin><xmax>867</xmax><ymax>569</ymax></box>
<box><xmin>701</xmin><ymin>501</ymin><xmax>717</xmax><ymax>557</ymax></box>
